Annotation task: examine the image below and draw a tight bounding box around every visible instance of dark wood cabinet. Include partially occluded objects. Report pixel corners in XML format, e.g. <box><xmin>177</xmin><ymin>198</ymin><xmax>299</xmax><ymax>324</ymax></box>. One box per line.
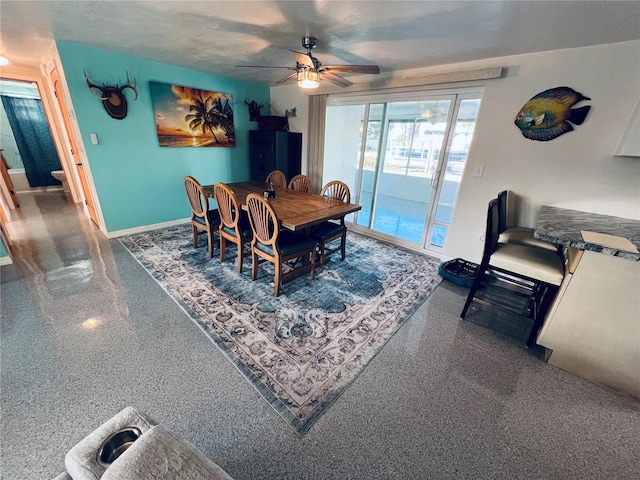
<box><xmin>249</xmin><ymin>131</ymin><xmax>302</xmax><ymax>184</ymax></box>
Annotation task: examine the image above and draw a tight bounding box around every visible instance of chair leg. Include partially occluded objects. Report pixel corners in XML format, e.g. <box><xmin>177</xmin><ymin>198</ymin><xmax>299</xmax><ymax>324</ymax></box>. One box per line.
<box><xmin>526</xmin><ymin>285</ymin><xmax>557</xmax><ymax>348</ymax></box>
<box><xmin>526</xmin><ymin>318</ymin><xmax>544</xmax><ymax>348</ymax></box>
<box><xmin>207</xmin><ymin>230</ymin><xmax>214</xmax><ymax>258</ymax></box>
<box><xmin>219</xmin><ymin>237</ymin><xmax>226</xmax><ymax>262</ymax></box>
<box><xmin>251</xmin><ymin>250</ymin><xmax>258</xmax><ymax>281</ymax></box>
<box><xmin>310</xmin><ymin>249</ymin><xmax>316</xmax><ymax>280</ymax></box>
<box><xmin>237</xmin><ymin>242</ymin><xmax>243</xmax><ymax>273</ymax></box>
<box><xmin>340</xmin><ymin>232</ymin><xmax>347</xmax><ymax>261</ymax></box>
<box><xmin>460</xmin><ymin>265</ymin><xmax>486</xmax><ymax>318</ymax></box>
<box><xmin>319</xmin><ymin>243</ymin><xmax>325</xmax><ymax>273</ymax></box>
<box><xmin>192</xmin><ymin>225</ymin><xmax>198</xmax><ymax>248</ymax></box>
<box><xmin>274</xmin><ymin>261</ymin><xmax>282</xmax><ymax>297</ymax></box>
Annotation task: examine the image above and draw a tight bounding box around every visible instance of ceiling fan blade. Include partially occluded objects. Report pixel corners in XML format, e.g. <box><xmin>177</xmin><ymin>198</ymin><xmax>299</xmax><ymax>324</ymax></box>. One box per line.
<box><xmin>289</xmin><ymin>50</ymin><xmax>314</xmax><ymax>67</ymax></box>
<box><xmin>322</xmin><ymin>65</ymin><xmax>380</xmax><ymax>74</ymax></box>
<box><xmin>322</xmin><ymin>72</ymin><xmax>353</xmax><ymax>88</ymax></box>
<box><xmin>236</xmin><ymin>65</ymin><xmax>295</xmax><ymax>69</ymax></box>
<box><xmin>275</xmin><ymin>72</ymin><xmax>298</xmax><ymax>85</ymax></box>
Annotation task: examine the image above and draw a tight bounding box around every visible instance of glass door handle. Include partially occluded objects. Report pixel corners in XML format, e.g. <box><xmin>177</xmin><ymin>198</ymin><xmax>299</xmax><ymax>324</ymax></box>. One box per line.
<box><xmin>431</xmin><ymin>169</ymin><xmax>441</xmax><ymax>189</ymax></box>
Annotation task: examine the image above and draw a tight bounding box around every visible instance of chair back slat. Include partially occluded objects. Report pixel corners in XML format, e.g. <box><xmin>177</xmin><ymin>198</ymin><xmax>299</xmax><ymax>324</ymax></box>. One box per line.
<box><xmin>214</xmin><ymin>182</ymin><xmax>240</xmax><ymax>228</ymax></box>
<box><xmin>483</xmin><ymin>199</ymin><xmax>500</xmax><ymax>262</ymax></box>
<box><xmin>184</xmin><ymin>175</ymin><xmax>218</xmax><ymax>258</ymax></box>
<box><xmin>288</xmin><ymin>174</ymin><xmax>312</xmax><ymax>193</ymax></box>
<box><xmin>497</xmin><ymin>190</ymin><xmax>508</xmax><ymax>233</ymax></box>
<box><xmin>265</xmin><ymin>170</ymin><xmax>287</xmax><ymax>188</ymax></box>
<box><xmin>184</xmin><ymin>176</ymin><xmax>208</xmax><ymax>217</ymax></box>
<box><xmin>321</xmin><ymin>180</ymin><xmax>350</xmax><ymax>203</ymax></box>
<box><xmin>246</xmin><ymin>193</ymin><xmax>278</xmax><ymax>246</ymax></box>
<box><xmin>247</xmin><ymin>192</ymin><xmax>315</xmax><ymax>296</ymax></box>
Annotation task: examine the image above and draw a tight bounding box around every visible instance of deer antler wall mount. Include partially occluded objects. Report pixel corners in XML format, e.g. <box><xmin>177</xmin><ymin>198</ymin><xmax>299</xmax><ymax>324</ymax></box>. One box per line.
<box><xmin>244</xmin><ymin>99</ymin><xmax>270</xmax><ymax>122</ymax></box>
<box><xmin>84</xmin><ymin>69</ymin><xmax>138</xmax><ymax>120</ymax></box>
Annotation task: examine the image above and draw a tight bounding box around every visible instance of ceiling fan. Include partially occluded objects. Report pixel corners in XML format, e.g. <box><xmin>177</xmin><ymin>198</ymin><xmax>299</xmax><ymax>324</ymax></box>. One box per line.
<box><xmin>237</xmin><ymin>36</ymin><xmax>380</xmax><ymax>89</ymax></box>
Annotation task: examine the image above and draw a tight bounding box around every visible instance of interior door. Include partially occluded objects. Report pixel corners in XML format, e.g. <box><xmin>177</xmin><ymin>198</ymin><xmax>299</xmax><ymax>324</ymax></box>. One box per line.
<box><xmin>0</xmin><ymin>151</ymin><xmax>19</xmax><ymax>208</ymax></box>
<box><xmin>50</xmin><ymin>68</ymin><xmax>99</xmax><ymax>226</ymax></box>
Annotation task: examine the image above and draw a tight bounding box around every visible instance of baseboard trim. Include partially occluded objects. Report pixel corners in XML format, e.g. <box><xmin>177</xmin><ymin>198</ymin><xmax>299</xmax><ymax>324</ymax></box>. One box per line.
<box><xmin>106</xmin><ymin>218</ymin><xmax>190</xmax><ymax>239</ymax></box>
<box><xmin>15</xmin><ymin>186</ymin><xmax>64</xmax><ymax>194</ymax></box>
<box><xmin>0</xmin><ymin>256</ymin><xmax>13</xmax><ymax>266</ymax></box>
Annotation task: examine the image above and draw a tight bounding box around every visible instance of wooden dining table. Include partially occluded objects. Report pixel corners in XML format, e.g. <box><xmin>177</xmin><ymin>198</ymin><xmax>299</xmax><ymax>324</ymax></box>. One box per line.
<box><xmin>203</xmin><ymin>181</ymin><xmax>362</xmax><ymax>234</ymax></box>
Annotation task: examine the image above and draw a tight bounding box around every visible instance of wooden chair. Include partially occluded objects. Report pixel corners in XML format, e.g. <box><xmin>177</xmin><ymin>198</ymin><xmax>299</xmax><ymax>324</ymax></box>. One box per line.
<box><xmin>213</xmin><ymin>182</ymin><xmax>253</xmax><ymax>273</ymax></box>
<box><xmin>265</xmin><ymin>170</ymin><xmax>287</xmax><ymax>188</ymax></box>
<box><xmin>461</xmin><ymin>199</ymin><xmax>565</xmax><ymax>347</ymax></box>
<box><xmin>287</xmin><ymin>174</ymin><xmax>311</xmax><ymax>193</ymax></box>
<box><xmin>311</xmin><ymin>180</ymin><xmax>351</xmax><ymax>272</ymax></box>
<box><xmin>497</xmin><ymin>190</ymin><xmax>558</xmax><ymax>252</ymax></box>
<box><xmin>184</xmin><ymin>176</ymin><xmax>220</xmax><ymax>258</ymax></box>
<box><xmin>245</xmin><ymin>193</ymin><xmax>316</xmax><ymax>297</ymax></box>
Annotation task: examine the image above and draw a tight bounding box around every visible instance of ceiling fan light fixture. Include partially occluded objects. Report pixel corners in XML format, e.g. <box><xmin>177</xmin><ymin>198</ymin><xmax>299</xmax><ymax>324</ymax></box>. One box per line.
<box><xmin>297</xmin><ymin>68</ymin><xmax>319</xmax><ymax>89</ymax></box>
<box><xmin>431</xmin><ymin>102</ymin><xmax>444</xmax><ymax>116</ymax></box>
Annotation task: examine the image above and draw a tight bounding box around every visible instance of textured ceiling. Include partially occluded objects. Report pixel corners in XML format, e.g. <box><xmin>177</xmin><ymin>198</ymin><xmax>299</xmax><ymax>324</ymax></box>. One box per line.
<box><xmin>2</xmin><ymin>1</ymin><xmax>640</xmax><ymax>87</ymax></box>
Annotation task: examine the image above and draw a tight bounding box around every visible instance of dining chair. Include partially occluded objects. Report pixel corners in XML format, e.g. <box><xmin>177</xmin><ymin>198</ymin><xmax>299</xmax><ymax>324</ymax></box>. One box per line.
<box><xmin>461</xmin><ymin>199</ymin><xmax>565</xmax><ymax>347</ymax></box>
<box><xmin>183</xmin><ymin>176</ymin><xmax>220</xmax><ymax>258</ymax></box>
<box><xmin>497</xmin><ymin>190</ymin><xmax>558</xmax><ymax>252</ymax></box>
<box><xmin>265</xmin><ymin>170</ymin><xmax>287</xmax><ymax>188</ymax></box>
<box><xmin>311</xmin><ymin>180</ymin><xmax>351</xmax><ymax>272</ymax></box>
<box><xmin>287</xmin><ymin>174</ymin><xmax>312</xmax><ymax>193</ymax></box>
<box><xmin>245</xmin><ymin>193</ymin><xmax>316</xmax><ymax>297</ymax></box>
<box><xmin>213</xmin><ymin>182</ymin><xmax>253</xmax><ymax>273</ymax></box>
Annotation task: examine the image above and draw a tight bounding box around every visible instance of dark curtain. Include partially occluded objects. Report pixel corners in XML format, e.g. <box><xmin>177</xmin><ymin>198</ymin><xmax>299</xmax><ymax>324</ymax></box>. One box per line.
<box><xmin>1</xmin><ymin>95</ymin><xmax>62</xmax><ymax>187</ymax></box>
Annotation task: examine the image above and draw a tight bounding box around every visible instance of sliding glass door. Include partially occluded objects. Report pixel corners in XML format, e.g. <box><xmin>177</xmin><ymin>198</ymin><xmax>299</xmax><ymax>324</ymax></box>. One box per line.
<box><xmin>323</xmin><ymin>90</ymin><xmax>481</xmax><ymax>253</ymax></box>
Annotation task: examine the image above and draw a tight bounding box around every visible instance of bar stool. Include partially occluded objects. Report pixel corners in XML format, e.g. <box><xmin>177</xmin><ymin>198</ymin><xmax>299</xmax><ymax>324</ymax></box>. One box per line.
<box><xmin>461</xmin><ymin>199</ymin><xmax>565</xmax><ymax>347</ymax></box>
<box><xmin>497</xmin><ymin>190</ymin><xmax>558</xmax><ymax>252</ymax></box>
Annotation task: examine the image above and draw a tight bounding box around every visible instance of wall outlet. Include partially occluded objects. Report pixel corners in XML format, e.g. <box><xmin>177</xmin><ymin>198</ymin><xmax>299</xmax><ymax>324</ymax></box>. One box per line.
<box><xmin>473</xmin><ymin>164</ymin><xmax>485</xmax><ymax>178</ymax></box>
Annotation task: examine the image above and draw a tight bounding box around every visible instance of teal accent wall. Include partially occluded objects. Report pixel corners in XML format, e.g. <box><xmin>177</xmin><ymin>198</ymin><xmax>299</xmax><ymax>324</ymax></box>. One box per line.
<box><xmin>0</xmin><ymin>237</ymin><xmax>7</xmax><ymax>257</ymax></box>
<box><xmin>56</xmin><ymin>41</ymin><xmax>269</xmax><ymax>232</ymax></box>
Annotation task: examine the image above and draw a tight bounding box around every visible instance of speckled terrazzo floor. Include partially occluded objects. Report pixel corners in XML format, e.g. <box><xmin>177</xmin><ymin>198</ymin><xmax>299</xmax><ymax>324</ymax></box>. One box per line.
<box><xmin>2</xmin><ymin>190</ymin><xmax>639</xmax><ymax>479</ymax></box>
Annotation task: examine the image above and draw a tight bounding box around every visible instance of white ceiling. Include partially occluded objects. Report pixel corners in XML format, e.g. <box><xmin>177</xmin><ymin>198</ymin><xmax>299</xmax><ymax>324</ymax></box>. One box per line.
<box><xmin>2</xmin><ymin>1</ymin><xmax>640</xmax><ymax>87</ymax></box>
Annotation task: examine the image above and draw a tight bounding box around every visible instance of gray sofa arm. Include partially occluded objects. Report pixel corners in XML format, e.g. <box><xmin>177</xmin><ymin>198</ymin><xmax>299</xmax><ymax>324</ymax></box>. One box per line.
<box><xmin>65</xmin><ymin>406</ymin><xmax>157</xmax><ymax>480</ymax></box>
<box><xmin>101</xmin><ymin>424</ymin><xmax>233</xmax><ymax>480</ymax></box>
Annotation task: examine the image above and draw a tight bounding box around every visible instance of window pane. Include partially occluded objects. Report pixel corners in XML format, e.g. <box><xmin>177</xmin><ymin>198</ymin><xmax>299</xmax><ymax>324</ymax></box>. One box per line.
<box><xmin>370</xmin><ymin>100</ymin><xmax>450</xmax><ymax>244</ymax></box>
<box><xmin>430</xmin><ymin>99</ymin><xmax>482</xmax><ymax>247</ymax></box>
<box><xmin>358</xmin><ymin>104</ymin><xmax>384</xmax><ymax>228</ymax></box>
<box><xmin>323</xmin><ymin>104</ymin><xmax>365</xmax><ymax>223</ymax></box>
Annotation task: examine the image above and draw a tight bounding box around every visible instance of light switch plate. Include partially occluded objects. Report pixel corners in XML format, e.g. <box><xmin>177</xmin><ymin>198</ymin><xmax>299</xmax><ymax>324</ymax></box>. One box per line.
<box><xmin>473</xmin><ymin>164</ymin><xmax>485</xmax><ymax>177</ymax></box>
<box><xmin>90</xmin><ymin>133</ymin><xmax>98</xmax><ymax>145</ymax></box>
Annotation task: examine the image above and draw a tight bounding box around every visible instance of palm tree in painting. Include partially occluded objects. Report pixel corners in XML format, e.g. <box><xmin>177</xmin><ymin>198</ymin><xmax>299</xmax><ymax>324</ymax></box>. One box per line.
<box><xmin>209</xmin><ymin>96</ymin><xmax>235</xmax><ymax>140</ymax></box>
<box><xmin>185</xmin><ymin>94</ymin><xmax>220</xmax><ymax>143</ymax></box>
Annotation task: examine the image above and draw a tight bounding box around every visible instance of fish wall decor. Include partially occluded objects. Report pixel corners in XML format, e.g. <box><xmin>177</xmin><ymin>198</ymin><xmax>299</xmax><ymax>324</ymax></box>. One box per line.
<box><xmin>514</xmin><ymin>86</ymin><xmax>591</xmax><ymax>141</ymax></box>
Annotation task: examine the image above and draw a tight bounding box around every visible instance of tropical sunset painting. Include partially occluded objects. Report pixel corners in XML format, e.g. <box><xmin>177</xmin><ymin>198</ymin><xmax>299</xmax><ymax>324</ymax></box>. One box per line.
<box><xmin>149</xmin><ymin>81</ymin><xmax>235</xmax><ymax>147</ymax></box>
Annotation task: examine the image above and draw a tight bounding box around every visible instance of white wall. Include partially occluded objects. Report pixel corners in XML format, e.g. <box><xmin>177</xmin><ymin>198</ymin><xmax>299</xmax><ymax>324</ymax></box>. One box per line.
<box><xmin>447</xmin><ymin>40</ymin><xmax>640</xmax><ymax>263</ymax></box>
<box><xmin>273</xmin><ymin>40</ymin><xmax>640</xmax><ymax>263</ymax></box>
<box><xmin>270</xmin><ymin>85</ymin><xmax>310</xmax><ymax>171</ymax></box>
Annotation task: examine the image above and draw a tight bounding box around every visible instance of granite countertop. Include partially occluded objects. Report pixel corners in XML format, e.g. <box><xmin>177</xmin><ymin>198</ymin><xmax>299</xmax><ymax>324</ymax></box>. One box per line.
<box><xmin>534</xmin><ymin>206</ymin><xmax>640</xmax><ymax>261</ymax></box>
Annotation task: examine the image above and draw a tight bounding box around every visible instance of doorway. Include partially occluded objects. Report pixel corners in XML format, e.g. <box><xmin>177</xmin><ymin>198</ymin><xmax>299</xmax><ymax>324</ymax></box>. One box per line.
<box><xmin>0</xmin><ymin>65</ymin><xmax>100</xmax><ymax>234</ymax></box>
<box><xmin>49</xmin><ymin>67</ymin><xmax>98</xmax><ymax>226</ymax></box>
<box><xmin>323</xmin><ymin>90</ymin><xmax>481</xmax><ymax>253</ymax></box>
<box><xmin>0</xmin><ymin>79</ymin><xmax>64</xmax><ymax>196</ymax></box>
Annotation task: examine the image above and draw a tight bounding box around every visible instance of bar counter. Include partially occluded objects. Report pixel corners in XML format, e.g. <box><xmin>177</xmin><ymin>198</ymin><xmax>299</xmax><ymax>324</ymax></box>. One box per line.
<box><xmin>534</xmin><ymin>206</ymin><xmax>640</xmax><ymax>400</ymax></box>
<box><xmin>534</xmin><ymin>206</ymin><xmax>640</xmax><ymax>260</ymax></box>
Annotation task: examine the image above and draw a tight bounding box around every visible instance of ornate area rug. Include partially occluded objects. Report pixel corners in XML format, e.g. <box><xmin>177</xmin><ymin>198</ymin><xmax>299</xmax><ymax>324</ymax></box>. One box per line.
<box><xmin>119</xmin><ymin>224</ymin><xmax>441</xmax><ymax>435</ymax></box>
